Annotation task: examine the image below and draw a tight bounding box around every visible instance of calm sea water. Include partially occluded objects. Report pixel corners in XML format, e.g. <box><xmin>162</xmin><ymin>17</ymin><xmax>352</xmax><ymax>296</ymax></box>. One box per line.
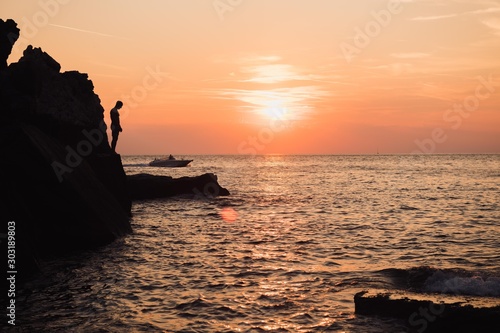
<box><xmin>10</xmin><ymin>155</ymin><xmax>500</xmax><ymax>332</ymax></box>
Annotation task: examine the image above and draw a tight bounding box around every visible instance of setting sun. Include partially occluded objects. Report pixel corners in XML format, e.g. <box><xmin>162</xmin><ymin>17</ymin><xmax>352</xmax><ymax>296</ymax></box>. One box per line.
<box><xmin>2</xmin><ymin>0</ymin><xmax>499</xmax><ymax>154</ymax></box>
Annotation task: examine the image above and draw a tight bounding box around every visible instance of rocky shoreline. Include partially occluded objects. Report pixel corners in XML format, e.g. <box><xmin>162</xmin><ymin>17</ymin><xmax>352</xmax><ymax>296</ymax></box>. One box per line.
<box><xmin>0</xmin><ymin>19</ymin><xmax>228</xmax><ymax>280</ymax></box>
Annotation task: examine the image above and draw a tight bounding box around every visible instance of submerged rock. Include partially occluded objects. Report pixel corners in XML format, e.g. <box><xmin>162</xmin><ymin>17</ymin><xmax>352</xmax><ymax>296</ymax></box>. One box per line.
<box><xmin>354</xmin><ymin>289</ymin><xmax>500</xmax><ymax>333</ymax></box>
<box><xmin>127</xmin><ymin>173</ymin><xmax>230</xmax><ymax>200</ymax></box>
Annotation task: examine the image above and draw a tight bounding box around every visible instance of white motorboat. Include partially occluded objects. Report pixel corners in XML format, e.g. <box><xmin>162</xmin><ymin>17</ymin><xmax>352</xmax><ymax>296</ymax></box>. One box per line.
<box><xmin>148</xmin><ymin>156</ymin><xmax>192</xmax><ymax>167</ymax></box>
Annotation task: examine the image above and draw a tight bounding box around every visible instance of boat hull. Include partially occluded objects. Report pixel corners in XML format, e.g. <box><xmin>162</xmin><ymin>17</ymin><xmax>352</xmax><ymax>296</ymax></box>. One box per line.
<box><xmin>148</xmin><ymin>159</ymin><xmax>192</xmax><ymax>167</ymax></box>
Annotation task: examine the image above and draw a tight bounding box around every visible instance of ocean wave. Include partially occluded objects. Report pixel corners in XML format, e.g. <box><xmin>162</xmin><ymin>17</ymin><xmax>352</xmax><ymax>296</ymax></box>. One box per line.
<box><xmin>174</xmin><ymin>297</ymin><xmax>212</xmax><ymax>310</ymax></box>
<box><xmin>424</xmin><ymin>271</ymin><xmax>500</xmax><ymax>296</ymax></box>
<box><xmin>379</xmin><ymin>266</ymin><xmax>500</xmax><ymax>297</ymax></box>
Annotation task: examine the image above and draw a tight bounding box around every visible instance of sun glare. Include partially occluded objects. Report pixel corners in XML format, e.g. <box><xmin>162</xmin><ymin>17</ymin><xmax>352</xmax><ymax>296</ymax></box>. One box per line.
<box><xmin>219</xmin><ymin>207</ymin><xmax>238</xmax><ymax>223</ymax></box>
<box><xmin>261</xmin><ymin>104</ymin><xmax>288</xmax><ymax>121</ymax></box>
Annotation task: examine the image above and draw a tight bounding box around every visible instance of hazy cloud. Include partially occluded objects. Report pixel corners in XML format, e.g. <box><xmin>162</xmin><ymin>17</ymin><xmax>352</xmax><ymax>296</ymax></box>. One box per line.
<box><xmin>482</xmin><ymin>18</ymin><xmax>500</xmax><ymax>34</ymax></box>
<box><xmin>411</xmin><ymin>5</ymin><xmax>500</xmax><ymax>21</ymax></box>
<box><xmin>411</xmin><ymin>13</ymin><xmax>458</xmax><ymax>21</ymax></box>
<box><xmin>390</xmin><ymin>53</ymin><xmax>431</xmax><ymax>59</ymax></box>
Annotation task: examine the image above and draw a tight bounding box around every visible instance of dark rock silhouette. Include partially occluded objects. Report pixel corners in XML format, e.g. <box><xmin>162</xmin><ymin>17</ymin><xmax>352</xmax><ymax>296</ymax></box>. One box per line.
<box><xmin>0</xmin><ymin>18</ymin><xmax>18</xmax><ymax>69</ymax></box>
<box><xmin>355</xmin><ymin>290</ymin><xmax>500</xmax><ymax>333</ymax></box>
<box><xmin>0</xmin><ymin>19</ymin><xmax>131</xmax><ymax>280</ymax></box>
<box><xmin>128</xmin><ymin>173</ymin><xmax>230</xmax><ymax>200</ymax></box>
<box><xmin>0</xmin><ymin>18</ymin><xmax>231</xmax><ymax>282</ymax></box>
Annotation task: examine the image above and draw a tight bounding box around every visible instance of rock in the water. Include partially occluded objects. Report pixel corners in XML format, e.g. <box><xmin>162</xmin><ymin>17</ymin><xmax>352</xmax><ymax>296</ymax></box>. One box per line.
<box><xmin>354</xmin><ymin>289</ymin><xmax>500</xmax><ymax>333</ymax></box>
<box><xmin>127</xmin><ymin>173</ymin><xmax>230</xmax><ymax>200</ymax></box>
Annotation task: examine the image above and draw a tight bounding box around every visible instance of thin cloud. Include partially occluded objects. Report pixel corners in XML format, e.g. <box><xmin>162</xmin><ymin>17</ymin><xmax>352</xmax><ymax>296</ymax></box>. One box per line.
<box><xmin>411</xmin><ymin>6</ymin><xmax>500</xmax><ymax>21</ymax></box>
<box><xmin>411</xmin><ymin>13</ymin><xmax>458</xmax><ymax>21</ymax></box>
<box><xmin>482</xmin><ymin>18</ymin><xmax>500</xmax><ymax>34</ymax></box>
<box><xmin>49</xmin><ymin>24</ymin><xmax>129</xmax><ymax>40</ymax></box>
<box><xmin>471</xmin><ymin>7</ymin><xmax>500</xmax><ymax>15</ymax></box>
<box><xmin>86</xmin><ymin>60</ymin><xmax>129</xmax><ymax>72</ymax></box>
<box><xmin>91</xmin><ymin>73</ymin><xmax>127</xmax><ymax>79</ymax></box>
<box><xmin>240</xmin><ymin>64</ymin><xmax>317</xmax><ymax>84</ymax></box>
<box><xmin>233</xmin><ymin>54</ymin><xmax>327</xmax><ymax>85</ymax></box>
<box><xmin>211</xmin><ymin>86</ymin><xmax>329</xmax><ymax>121</ymax></box>
<box><xmin>239</xmin><ymin>55</ymin><xmax>282</xmax><ymax>64</ymax></box>
<box><xmin>390</xmin><ymin>52</ymin><xmax>431</xmax><ymax>59</ymax></box>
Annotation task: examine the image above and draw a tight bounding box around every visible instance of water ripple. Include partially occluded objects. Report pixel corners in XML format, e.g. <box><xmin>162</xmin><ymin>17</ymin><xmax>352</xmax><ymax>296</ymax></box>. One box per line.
<box><xmin>10</xmin><ymin>154</ymin><xmax>500</xmax><ymax>332</ymax></box>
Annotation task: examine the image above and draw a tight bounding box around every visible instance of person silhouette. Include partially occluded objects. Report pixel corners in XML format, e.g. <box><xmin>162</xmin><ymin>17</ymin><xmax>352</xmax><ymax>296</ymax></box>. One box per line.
<box><xmin>110</xmin><ymin>101</ymin><xmax>123</xmax><ymax>152</ymax></box>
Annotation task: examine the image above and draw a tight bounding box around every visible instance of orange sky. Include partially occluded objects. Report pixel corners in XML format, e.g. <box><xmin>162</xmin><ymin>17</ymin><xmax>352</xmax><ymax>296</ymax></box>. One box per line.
<box><xmin>2</xmin><ymin>0</ymin><xmax>500</xmax><ymax>154</ymax></box>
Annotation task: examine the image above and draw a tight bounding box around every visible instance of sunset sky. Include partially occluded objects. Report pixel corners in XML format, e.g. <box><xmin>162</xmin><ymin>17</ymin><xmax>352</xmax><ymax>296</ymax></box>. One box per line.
<box><xmin>2</xmin><ymin>0</ymin><xmax>500</xmax><ymax>154</ymax></box>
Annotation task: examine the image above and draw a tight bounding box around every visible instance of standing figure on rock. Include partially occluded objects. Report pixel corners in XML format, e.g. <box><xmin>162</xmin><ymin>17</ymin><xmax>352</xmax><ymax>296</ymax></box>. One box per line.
<box><xmin>110</xmin><ymin>100</ymin><xmax>123</xmax><ymax>152</ymax></box>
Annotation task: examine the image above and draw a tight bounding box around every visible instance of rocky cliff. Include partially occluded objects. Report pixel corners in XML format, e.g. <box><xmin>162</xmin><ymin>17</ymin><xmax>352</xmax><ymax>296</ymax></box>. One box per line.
<box><xmin>0</xmin><ymin>19</ymin><xmax>132</xmax><ymax>279</ymax></box>
<box><xmin>0</xmin><ymin>18</ymin><xmax>231</xmax><ymax>282</ymax></box>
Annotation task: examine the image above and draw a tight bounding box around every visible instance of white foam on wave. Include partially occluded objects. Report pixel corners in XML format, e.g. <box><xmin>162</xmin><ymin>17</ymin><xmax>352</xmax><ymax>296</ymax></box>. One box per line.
<box><xmin>424</xmin><ymin>271</ymin><xmax>500</xmax><ymax>296</ymax></box>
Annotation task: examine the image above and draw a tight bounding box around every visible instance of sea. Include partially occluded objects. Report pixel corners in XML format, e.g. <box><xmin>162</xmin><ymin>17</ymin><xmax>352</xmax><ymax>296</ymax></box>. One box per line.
<box><xmin>8</xmin><ymin>154</ymin><xmax>500</xmax><ymax>332</ymax></box>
